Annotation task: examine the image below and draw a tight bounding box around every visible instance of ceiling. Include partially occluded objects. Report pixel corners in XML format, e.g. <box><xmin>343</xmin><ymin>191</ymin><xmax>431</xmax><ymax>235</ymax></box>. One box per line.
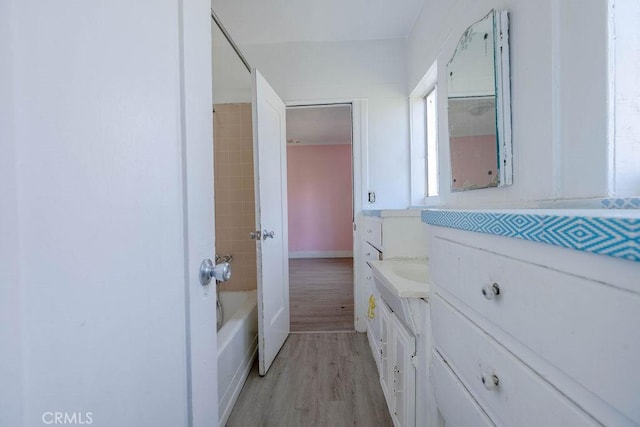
<box><xmin>211</xmin><ymin>0</ymin><xmax>426</xmax><ymax>44</ymax></box>
<box><xmin>286</xmin><ymin>105</ymin><xmax>352</xmax><ymax>145</ymax></box>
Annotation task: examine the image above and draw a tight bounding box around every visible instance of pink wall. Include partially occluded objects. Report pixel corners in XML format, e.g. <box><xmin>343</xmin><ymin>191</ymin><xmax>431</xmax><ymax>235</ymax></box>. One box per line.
<box><xmin>450</xmin><ymin>135</ymin><xmax>498</xmax><ymax>191</ymax></box>
<box><xmin>287</xmin><ymin>144</ymin><xmax>353</xmax><ymax>254</ymax></box>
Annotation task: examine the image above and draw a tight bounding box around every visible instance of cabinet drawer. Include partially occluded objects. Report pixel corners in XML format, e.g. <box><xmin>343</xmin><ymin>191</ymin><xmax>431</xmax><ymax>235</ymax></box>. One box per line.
<box><xmin>364</xmin><ymin>242</ymin><xmax>382</xmax><ymax>263</ymax></box>
<box><xmin>431</xmin><ymin>237</ymin><xmax>640</xmax><ymax>424</ymax></box>
<box><xmin>433</xmin><ymin>295</ymin><xmax>597</xmax><ymax>427</ymax></box>
<box><xmin>364</xmin><ymin>218</ymin><xmax>383</xmax><ymax>251</ymax></box>
<box><xmin>432</xmin><ymin>349</ymin><xmax>494</xmax><ymax>427</ymax></box>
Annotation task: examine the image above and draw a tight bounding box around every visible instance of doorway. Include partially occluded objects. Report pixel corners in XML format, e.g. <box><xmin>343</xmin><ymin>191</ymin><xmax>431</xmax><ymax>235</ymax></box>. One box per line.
<box><xmin>286</xmin><ymin>104</ymin><xmax>355</xmax><ymax>332</ymax></box>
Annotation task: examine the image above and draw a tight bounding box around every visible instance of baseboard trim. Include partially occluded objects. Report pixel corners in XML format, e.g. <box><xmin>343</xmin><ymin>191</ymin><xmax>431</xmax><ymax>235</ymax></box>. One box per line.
<box><xmin>288</xmin><ymin>251</ymin><xmax>353</xmax><ymax>259</ymax></box>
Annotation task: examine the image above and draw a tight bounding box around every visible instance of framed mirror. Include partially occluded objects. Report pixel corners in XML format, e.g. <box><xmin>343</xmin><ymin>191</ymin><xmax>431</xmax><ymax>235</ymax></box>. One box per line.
<box><xmin>447</xmin><ymin>10</ymin><xmax>511</xmax><ymax>192</ymax></box>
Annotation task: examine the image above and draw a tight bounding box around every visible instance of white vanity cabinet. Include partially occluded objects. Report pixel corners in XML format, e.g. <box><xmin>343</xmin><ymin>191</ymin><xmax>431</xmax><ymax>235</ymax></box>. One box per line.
<box><xmin>426</xmin><ymin>214</ymin><xmax>640</xmax><ymax>427</ymax></box>
<box><xmin>361</xmin><ymin>210</ymin><xmax>431</xmax><ymax>427</ymax></box>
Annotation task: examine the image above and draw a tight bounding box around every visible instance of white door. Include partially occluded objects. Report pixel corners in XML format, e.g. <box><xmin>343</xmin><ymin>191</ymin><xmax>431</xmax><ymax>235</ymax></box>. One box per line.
<box><xmin>252</xmin><ymin>69</ymin><xmax>290</xmax><ymax>375</ymax></box>
<box><xmin>6</xmin><ymin>1</ymin><xmax>218</xmax><ymax>426</ymax></box>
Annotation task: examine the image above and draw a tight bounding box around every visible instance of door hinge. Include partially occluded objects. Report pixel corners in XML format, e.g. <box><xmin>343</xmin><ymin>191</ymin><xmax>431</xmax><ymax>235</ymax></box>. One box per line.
<box><xmin>411</xmin><ymin>353</ymin><xmax>418</xmax><ymax>368</ymax></box>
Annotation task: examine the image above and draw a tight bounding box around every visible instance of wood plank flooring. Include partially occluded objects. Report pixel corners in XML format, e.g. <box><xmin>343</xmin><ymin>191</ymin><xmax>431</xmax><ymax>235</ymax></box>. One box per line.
<box><xmin>226</xmin><ymin>333</ymin><xmax>393</xmax><ymax>427</ymax></box>
<box><xmin>289</xmin><ymin>258</ymin><xmax>354</xmax><ymax>332</ymax></box>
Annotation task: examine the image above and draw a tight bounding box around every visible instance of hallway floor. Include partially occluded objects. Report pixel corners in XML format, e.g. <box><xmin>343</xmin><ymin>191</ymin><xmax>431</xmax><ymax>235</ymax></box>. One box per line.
<box><xmin>226</xmin><ymin>332</ymin><xmax>392</xmax><ymax>426</ymax></box>
<box><xmin>289</xmin><ymin>258</ymin><xmax>354</xmax><ymax>332</ymax></box>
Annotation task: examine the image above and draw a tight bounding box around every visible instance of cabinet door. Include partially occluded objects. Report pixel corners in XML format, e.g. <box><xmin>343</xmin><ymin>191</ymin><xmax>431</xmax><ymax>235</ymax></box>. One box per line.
<box><xmin>367</xmin><ymin>285</ymin><xmax>381</xmax><ymax>374</ymax></box>
<box><xmin>378</xmin><ymin>299</ymin><xmax>393</xmax><ymax>406</ymax></box>
<box><xmin>392</xmin><ymin>318</ymin><xmax>416</xmax><ymax>427</ymax></box>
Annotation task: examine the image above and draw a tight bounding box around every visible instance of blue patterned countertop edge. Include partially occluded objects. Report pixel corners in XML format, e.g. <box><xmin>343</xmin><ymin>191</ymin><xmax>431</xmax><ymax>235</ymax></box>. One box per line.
<box><xmin>601</xmin><ymin>197</ymin><xmax>640</xmax><ymax>209</ymax></box>
<box><xmin>422</xmin><ymin>209</ymin><xmax>640</xmax><ymax>263</ymax></box>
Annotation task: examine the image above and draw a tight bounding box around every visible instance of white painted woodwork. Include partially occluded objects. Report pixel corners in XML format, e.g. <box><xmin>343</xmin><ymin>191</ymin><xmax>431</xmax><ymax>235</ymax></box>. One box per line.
<box><xmin>378</xmin><ymin>298</ymin><xmax>393</xmax><ymax>407</ymax></box>
<box><xmin>363</xmin><ymin>210</ymin><xmax>433</xmax><ymax>426</ymax></box>
<box><xmin>391</xmin><ymin>317</ymin><xmax>416</xmax><ymax>427</ymax></box>
<box><xmin>182</xmin><ymin>2</ymin><xmax>218</xmax><ymax>425</ymax></box>
<box><xmin>364</xmin><ymin>243</ymin><xmax>382</xmax><ymax>264</ymax></box>
<box><xmin>4</xmin><ymin>1</ymin><xmax>216</xmax><ymax>425</ymax></box>
<box><xmin>364</xmin><ymin>217</ymin><xmax>383</xmax><ymax>252</ymax></box>
<box><xmin>433</xmin><ymin>295</ymin><xmax>597</xmax><ymax>426</ymax></box>
<box><xmin>428</xmin><ymin>223</ymin><xmax>640</xmax><ymax>427</ymax></box>
<box><xmin>0</xmin><ymin>1</ymin><xmax>21</xmax><ymax>422</ymax></box>
<box><xmin>252</xmin><ymin>69</ymin><xmax>290</xmax><ymax>376</ymax></box>
<box><xmin>432</xmin><ymin>350</ymin><xmax>494</xmax><ymax>427</ymax></box>
<box><xmin>430</xmin><ymin>233</ymin><xmax>640</xmax><ymax>425</ymax></box>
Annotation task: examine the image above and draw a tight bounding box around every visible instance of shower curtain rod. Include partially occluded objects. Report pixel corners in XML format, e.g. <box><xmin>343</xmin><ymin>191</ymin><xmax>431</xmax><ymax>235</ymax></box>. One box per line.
<box><xmin>211</xmin><ymin>8</ymin><xmax>252</xmax><ymax>74</ymax></box>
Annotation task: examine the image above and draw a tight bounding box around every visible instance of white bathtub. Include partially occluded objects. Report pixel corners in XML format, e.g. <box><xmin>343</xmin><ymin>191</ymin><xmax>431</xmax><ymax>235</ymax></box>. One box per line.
<box><xmin>217</xmin><ymin>290</ymin><xmax>258</xmax><ymax>426</ymax></box>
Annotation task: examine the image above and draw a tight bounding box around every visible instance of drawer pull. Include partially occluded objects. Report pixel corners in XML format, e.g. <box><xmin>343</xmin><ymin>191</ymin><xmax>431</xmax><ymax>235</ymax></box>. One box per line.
<box><xmin>482</xmin><ymin>282</ymin><xmax>501</xmax><ymax>300</ymax></box>
<box><xmin>481</xmin><ymin>373</ymin><xmax>500</xmax><ymax>391</ymax></box>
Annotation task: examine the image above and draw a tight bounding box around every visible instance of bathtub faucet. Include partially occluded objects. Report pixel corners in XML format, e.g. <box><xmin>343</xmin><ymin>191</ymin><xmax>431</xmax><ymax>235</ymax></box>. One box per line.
<box><xmin>215</xmin><ymin>254</ymin><xmax>233</xmax><ymax>263</ymax></box>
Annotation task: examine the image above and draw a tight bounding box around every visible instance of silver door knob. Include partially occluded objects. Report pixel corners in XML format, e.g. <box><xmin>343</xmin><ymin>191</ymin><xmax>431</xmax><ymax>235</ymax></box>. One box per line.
<box><xmin>263</xmin><ymin>230</ymin><xmax>275</xmax><ymax>240</ymax></box>
<box><xmin>199</xmin><ymin>259</ymin><xmax>231</xmax><ymax>286</ymax></box>
<box><xmin>249</xmin><ymin>230</ymin><xmax>261</xmax><ymax>240</ymax></box>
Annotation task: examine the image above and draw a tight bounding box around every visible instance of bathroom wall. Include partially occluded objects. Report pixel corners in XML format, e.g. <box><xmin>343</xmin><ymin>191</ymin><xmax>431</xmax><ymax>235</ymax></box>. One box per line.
<box><xmin>612</xmin><ymin>0</ymin><xmax>640</xmax><ymax>196</ymax></box>
<box><xmin>214</xmin><ymin>103</ymin><xmax>257</xmax><ymax>291</ymax></box>
<box><xmin>287</xmin><ymin>144</ymin><xmax>353</xmax><ymax>257</ymax></box>
<box><xmin>408</xmin><ymin>0</ymin><xmax>615</xmax><ymax>206</ymax></box>
<box><xmin>240</xmin><ymin>39</ymin><xmax>410</xmax><ymax>210</ymax></box>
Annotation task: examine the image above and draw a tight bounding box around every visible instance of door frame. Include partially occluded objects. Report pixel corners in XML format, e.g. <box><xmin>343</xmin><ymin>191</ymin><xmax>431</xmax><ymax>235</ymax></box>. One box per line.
<box><xmin>285</xmin><ymin>98</ymin><xmax>369</xmax><ymax>332</ymax></box>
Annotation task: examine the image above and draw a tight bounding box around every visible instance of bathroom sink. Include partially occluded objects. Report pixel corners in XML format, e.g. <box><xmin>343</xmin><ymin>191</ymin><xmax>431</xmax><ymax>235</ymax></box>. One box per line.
<box><xmin>369</xmin><ymin>259</ymin><xmax>430</xmax><ymax>299</ymax></box>
<box><xmin>369</xmin><ymin>259</ymin><xmax>430</xmax><ymax>335</ymax></box>
<box><xmin>391</xmin><ymin>263</ymin><xmax>428</xmax><ymax>284</ymax></box>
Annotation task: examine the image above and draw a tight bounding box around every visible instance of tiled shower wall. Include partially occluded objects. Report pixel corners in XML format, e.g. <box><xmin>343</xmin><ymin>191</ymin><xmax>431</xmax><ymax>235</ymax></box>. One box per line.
<box><xmin>213</xmin><ymin>103</ymin><xmax>257</xmax><ymax>291</ymax></box>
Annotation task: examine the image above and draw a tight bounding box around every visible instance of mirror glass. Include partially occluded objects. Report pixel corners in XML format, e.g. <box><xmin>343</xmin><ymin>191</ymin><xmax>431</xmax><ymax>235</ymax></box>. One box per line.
<box><xmin>447</xmin><ymin>10</ymin><xmax>511</xmax><ymax>192</ymax></box>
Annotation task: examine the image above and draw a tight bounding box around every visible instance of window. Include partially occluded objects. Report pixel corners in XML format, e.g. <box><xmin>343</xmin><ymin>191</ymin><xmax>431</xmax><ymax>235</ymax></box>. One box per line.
<box><xmin>424</xmin><ymin>87</ymin><xmax>438</xmax><ymax>197</ymax></box>
<box><xmin>410</xmin><ymin>61</ymin><xmax>438</xmax><ymax>205</ymax></box>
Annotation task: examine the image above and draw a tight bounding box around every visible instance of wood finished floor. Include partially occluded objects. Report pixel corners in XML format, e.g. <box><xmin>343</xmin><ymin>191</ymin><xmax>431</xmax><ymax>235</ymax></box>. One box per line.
<box><xmin>226</xmin><ymin>333</ymin><xmax>393</xmax><ymax>427</ymax></box>
<box><xmin>289</xmin><ymin>258</ymin><xmax>354</xmax><ymax>332</ymax></box>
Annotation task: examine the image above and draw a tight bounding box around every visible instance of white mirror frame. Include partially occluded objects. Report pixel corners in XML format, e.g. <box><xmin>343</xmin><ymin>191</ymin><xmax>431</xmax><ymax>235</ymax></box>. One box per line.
<box><xmin>496</xmin><ymin>10</ymin><xmax>512</xmax><ymax>186</ymax></box>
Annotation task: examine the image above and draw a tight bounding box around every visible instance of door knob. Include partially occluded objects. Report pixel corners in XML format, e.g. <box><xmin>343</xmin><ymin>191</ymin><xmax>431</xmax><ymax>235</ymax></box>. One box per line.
<box><xmin>263</xmin><ymin>230</ymin><xmax>275</xmax><ymax>240</ymax></box>
<box><xmin>199</xmin><ymin>259</ymin><xmax>231</xmax><ymax>286</ymax></box>
<box><xmin>249</xmin><ymin>230</ymin><xmax>261</xmax><ymax>240</ymax></box>
<box><xmin>482</xmin><ymin>282</ymin><xmax>501</xmax><ymax>300</ymax></box>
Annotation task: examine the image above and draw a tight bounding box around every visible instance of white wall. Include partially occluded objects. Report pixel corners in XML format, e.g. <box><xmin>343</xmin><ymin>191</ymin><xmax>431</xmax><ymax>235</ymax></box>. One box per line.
<box><xmin>212</xmin><ymin>24</ymin><xmax>253</xmax><ymax>103</ymax></box>
<box><xmin>408</xmin><ymin>0</ymin><xmax>613</xmax><ymax>207</ymax></box>
<box><xmin>4</xmin><ymin>0</ymin><xmax>212</xmax><ymax>425</ymax></box>
<box><xmin>0</xmin><ymin>1</ymin><xmax>22</xmax><ymax>425</ymax></box>
<box><xmin>241</xmin><ymin>39</ymin><xmax>411</xmax><ymax>209</ymax></box>
<box><xmin>613</xmin><ymin>0</ymin><xmax>640</xmax><ymax>196</ymax></box>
